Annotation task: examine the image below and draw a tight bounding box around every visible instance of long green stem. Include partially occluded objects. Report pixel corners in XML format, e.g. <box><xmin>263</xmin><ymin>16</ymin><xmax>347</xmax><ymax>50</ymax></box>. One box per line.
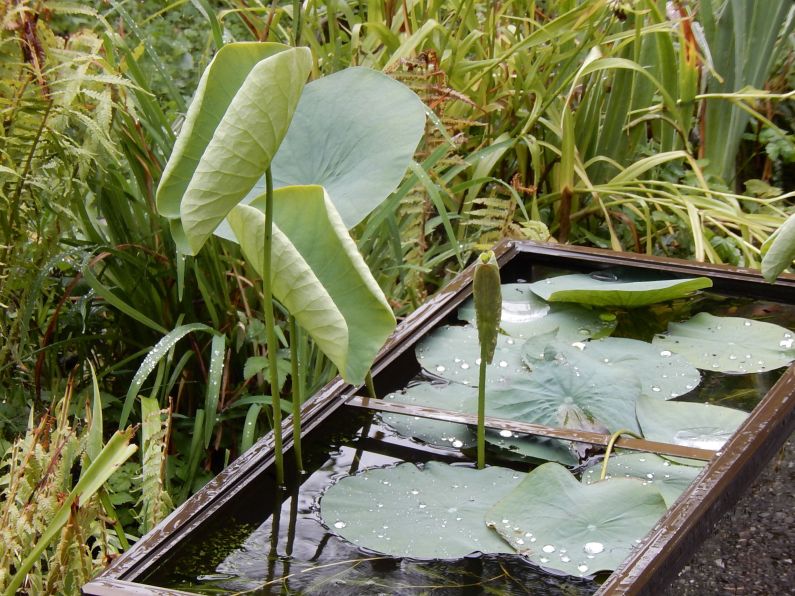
<box><xmin>289</xmin><ymin>314</ymin><xmax>303</xmax><ymax>472</ymax></box>
<box><xmin>599</xmin><ymin>429</ymin><xmax>644</xmax><ymax>481</ymax></box>
<box><xmin>477</xmin><ymin>350</ymin><xmax>487</xmax><ymax>469</ymax></box>
<box><xmin>263</xmin><ymin>167</ymin><xmax>285</xmax><ymax>486</ymax></box>
<box><xmin>293</xmin><ymin>0</ymin><xmax>302</xmax><ymax>46</ymax></box>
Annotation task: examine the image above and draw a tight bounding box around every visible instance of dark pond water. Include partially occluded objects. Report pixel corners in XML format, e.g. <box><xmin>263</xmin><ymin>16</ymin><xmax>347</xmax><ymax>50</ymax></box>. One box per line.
<box><xmin>143</xmin><ymin>273</ymin><xmax>795</xmax><ymax>595</ymax></box>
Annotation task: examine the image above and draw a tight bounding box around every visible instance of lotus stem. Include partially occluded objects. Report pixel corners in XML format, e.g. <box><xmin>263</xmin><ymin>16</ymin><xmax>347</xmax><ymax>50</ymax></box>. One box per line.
<box><xmin>599</xmin><ymin>429</ymin><xmax>644</xmax><ymax>481</ymax></box>
<box><xmin>263</xmin><ymin>167</ymin><xmax>285</xmax><ymax>486</ymax></box>
<box><xmin>365</xmin><ymin>371</ymin><xmax>377</xmax><ymax>400</ymax></box>
<box><xmin>293</xmin><ymin>0</ymin><xmax>302</xmax><ymax>46</ymax></box>
<box><xmin>477</xmin><ymin>352</ymin><xmax>487</xmax><ymax>469</ymax></box>
<box><xmin>289</xmin><ymin>315</ymin><xmax>303</xmax><ymax>472</ymax></box>
<box><xmin>473</xmin><ymin>251</ymin><xmax>501</xmax><ymax>470</ymax></box>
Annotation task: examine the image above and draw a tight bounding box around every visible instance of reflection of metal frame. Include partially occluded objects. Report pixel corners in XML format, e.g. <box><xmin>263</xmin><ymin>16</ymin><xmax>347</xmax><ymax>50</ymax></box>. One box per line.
<box><xmin>83</xmin><ymin>240</ymin><xmax>795</xmax><ymax>596</ymax></box>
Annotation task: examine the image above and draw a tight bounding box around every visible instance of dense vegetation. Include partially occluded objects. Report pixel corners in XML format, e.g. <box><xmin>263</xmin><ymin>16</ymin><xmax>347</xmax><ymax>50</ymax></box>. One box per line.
<box><xmin>0</xmin><ymin>0</ymin><xmax>793</xmax><ymax>591</ymax></box>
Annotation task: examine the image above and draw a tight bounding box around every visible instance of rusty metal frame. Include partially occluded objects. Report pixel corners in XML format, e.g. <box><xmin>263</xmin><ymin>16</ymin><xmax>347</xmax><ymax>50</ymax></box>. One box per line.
<box><xmin>83</xmin><ymin>241</ymin><xmax>795</xmax><ymax>596</ymax></box>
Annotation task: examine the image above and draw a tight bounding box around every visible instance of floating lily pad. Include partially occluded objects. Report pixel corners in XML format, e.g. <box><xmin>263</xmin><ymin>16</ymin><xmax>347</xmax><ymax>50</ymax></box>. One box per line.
<box><xmin>636</xmin><ymin>395</ymin><xmax>748</xmax><ymax>466</ymax></box>
<box><xmin>652</xmin><ymin>313</ymin><xmax>795</xmax><ymax>373</ymax></box>
<box><xmin>522</xmin><ymin>336</ymin><xmax>701</xmax><ymax>399</ymax></box>
<box><xmin>457</xmin><ymin>284</ymin><xmax>616</xmax><ymax>340</ymax></box>
<box><xmin>486</xmin><ymin>463</ymin><xmax>667</xmax><ymax>577</ymax></box>
<box><xmin>382</xmin><ymin>383</ymin><xmax>575</xmax><ymax>465</ymax></box>
<box><xmin>581</xmin><ymin>453</ymin><xmax>701</xmax><ymax>507</ymax></box>
<box><xmin>485</xmin><ymin>429</ymin><xmax>578</xmax><ymax>466</ymax></box>
<box><xmin>382</xmin><ymin>383</ymin><xmax>476</xmax><ymax>450</ymax></box>
<box><xmin>487</xmin><ymin>359</ymin><xmax>642</xmax><ymax>434</ymax></box>
<box><xmin>415</xmin><ymin>325</ymin><xmax>526</xmax><ymax>386</ymax></box>
<box><xmin>529</xmin><ymin>270</ymin><xmax>712</xmax><ymax>308</ymax></box>
<box><xmin>320</xmin><ymin>462</ymin><xmax>523</xmax><ymax>558</ymax></box>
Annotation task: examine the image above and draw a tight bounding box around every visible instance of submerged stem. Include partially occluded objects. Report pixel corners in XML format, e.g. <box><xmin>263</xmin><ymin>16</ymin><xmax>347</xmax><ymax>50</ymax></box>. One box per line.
<box><xmin>263</xmin><ymin>167</ymin><xmax>285</xmax><ymax>485</ymax></box>
<box><xmin>289</xmin><ymin>315</ymin><xmax>303</xmax><ymax>472</ymax></box>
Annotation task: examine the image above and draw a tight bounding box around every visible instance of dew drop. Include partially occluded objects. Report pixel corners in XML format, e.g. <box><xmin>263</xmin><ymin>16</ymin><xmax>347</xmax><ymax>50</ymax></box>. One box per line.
<box><xmin>452</xmin><ymin>440</ymin><xmax>464</xmax><ymax>448</ymax></box>
<box><xmin>460</xmin><ymin>362</ymin><xmax>470</xmax><ymax>370</ymax></box>
<box><xmin>411</xmin><ymin>489</ymin><xmax>419</xmax><ymax>495</ymax></box>
<box><xmin>542</xmin><ymin>544</ymin><xmax>556</xmax><ymax>553</ymax></box>
<box><xmin>577</xmin><ymin>564</ymin><xmax>589</xmax><ymax>573</ymax></box>
<box><xmin>659</xmin><ymin>350</ymin><xmax>672</xmax><ymax>357</ymax></box>
<box><xmin>418</xmin><ymin>503</ymin><xmax>427</xmax><ymax>509</ymax></box>
<box><xmin>539</xmin><ymin>557</ymin><xmax>549</xmax><ymax>564</ymax></box>
<box><xmin>779</xmin><ymin>339</ymin><xmax>793</xmax><ymax>349</ymax></box>
<box><xmin>499</xmin><ymin>429</ymin><xmax>513</xmax><ymax>438</ymax></box>
<box><xmin>498</xmin><ymin>360</ymin><xmax>508</xmax><ymax>368</ymax></box>
<box><xmin>651</xmin><ymin>386</ymin><xmax>661</xmax><ymax>392</ymax></box>
<box><xmin>436</xmin><ymin>365</ymin><xmax>446</xmax><ymax>373</ymax></box>
<box><xmin>743</xmin><ymin>321</ymin><xmax>752</xmax><ymax>327</ymax></box>
<box><xmin>561</xmin><ymin>555</ymin><xmax>571</xmax><ymax>562</ymax></box>
<box><xmin>334</xmin><ymin>521</ymin><xmax>346</xmax><ymax>529</ymax></box>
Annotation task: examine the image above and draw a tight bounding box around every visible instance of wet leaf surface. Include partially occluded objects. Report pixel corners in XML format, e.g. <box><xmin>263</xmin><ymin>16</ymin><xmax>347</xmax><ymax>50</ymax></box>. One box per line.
<box><xmin>652</xmin><ymin>313</ymin><xmax>795</xmax><ymax>374</ymax></box>
<box><xmin>320</xmin><ymin>462</ymin><xmax>523</xmax><ymax>558</ymax></box>
<box><xmin>486</xmin><ymin>463</ymin><xmax>667</xmax><ymax>577</ymax></box>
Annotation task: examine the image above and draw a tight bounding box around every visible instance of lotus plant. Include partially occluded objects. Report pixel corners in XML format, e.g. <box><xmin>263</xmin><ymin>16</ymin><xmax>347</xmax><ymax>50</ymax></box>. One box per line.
<box><xmin>156</xmin><ymin>42</ymin><xmax>425</xmax><ymax>483</ymax></box>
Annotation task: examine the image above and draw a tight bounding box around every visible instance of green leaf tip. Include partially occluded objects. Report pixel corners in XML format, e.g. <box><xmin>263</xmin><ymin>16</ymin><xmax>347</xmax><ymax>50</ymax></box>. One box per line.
<box><xmin>156</xmin><ymin>42</ymin><xmax>312</xmax><ymax>255</ymax></box>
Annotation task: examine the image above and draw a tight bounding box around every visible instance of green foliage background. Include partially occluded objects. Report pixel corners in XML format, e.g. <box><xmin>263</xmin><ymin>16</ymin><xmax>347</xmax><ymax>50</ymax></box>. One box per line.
<box><xmin>0</xmin><ymin>0</ymin><xmax>793</xmax><ymax>591</ymax></box>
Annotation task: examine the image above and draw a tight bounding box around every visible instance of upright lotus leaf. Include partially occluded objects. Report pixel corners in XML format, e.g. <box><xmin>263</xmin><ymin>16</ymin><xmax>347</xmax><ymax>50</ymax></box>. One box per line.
<box><xmin>157</xmin><ymin>42</ymin><xmax>288</xmax><ymax>221</ymax></box>
<box><xmin>320</xmin><ymin>462</ymin><xmax>523</xmax><ymax>558</ymax></box>
<box><xmin>486</xmin><ymin>359</ymin><xmax>642</xmax><ymax>434</ymax></box>
<box><xmin>156</xmin><ymin>43</ymin><xmax>312</xmax><ymax>254</ymax></box>
<box><xmin>381</xmin><ymin>382</ymin><xmax>576</xmax><ymax>465</ymax></box>
<box><xmin>271</xmin><ymin>67</ymin><xmax>427</xmax><ymax>228</ymax></box>
<box><xmin>581</xmin><ymin>453</ymin><xmax>701</xmax><ymax>507</ymax></box>
<box><xmin>521</xmin><ymin>336</ymin><xmax>701</xmax><ymax>399</ymax></box>
<box><xmin>227</xmin><ymin>186</ymin><xmax>395</xmax><ymax>384</ymax></box>
<box><xmin>486</xmin><ymin>463</ymin><xmax>667</xmax><ymax>577</ymax></box>
<box><xmin>652</xmin><ymin>313</ymin><xmax>795</xmax><ymax>373</ymax></box>
<box><xmin>761</xmin><ymin>213</ymin><xmax>795</xmax><ymax>282</ymax></box>
<box><xmin>415</xmin><ymin>325</ymin><xmax>526</xmax><ymax>386</ymax></box>
<box><xmin>457</xmin><ymin>283</ymin><xmax>616</xmax><ymax>339</ymax></box>
<box><xmin>529</xmin><ymin>269</ymin><xmax>712</xmax><ymax>308</ymax></box>
<box><xmin>636</xmin><ymin>395</ymin><xmax>748</xmax><ymax>466</ymax></box>
<box><xmin>223</xmin><ymin>67</ymin><xmax>427</xmax><ymax>232</ymax></box>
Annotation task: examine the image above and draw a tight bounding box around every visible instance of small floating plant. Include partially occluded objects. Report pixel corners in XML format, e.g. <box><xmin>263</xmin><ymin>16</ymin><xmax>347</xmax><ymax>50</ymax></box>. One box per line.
<box><xmin>319</xmin><ymin>268</ymin><xmax>795</xmax><ymax>578</ymax></box>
